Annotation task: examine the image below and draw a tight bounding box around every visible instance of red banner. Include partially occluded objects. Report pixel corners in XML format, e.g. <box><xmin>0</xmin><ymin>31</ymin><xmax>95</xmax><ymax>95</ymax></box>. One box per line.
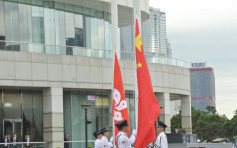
<box><xmin>112</xmin><ymin>53</ymin><xmax>131</xmax><ymax>146</ymax></box>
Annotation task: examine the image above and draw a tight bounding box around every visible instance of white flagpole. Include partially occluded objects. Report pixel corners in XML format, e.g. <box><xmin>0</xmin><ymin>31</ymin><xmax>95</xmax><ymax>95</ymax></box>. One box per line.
<box><xmin>111</xmin><ymin>0</ymin><xmax>119</xmax><ymax>147</ymax></box>
<box><xmin>133</xmin><ymin>0</ymin><xmax>141</xmax><ymax>131</ymax></box>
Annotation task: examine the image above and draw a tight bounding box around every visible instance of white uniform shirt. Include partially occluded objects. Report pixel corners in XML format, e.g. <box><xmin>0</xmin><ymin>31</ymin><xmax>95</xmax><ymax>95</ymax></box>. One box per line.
<box><xmin>116</xmin><ymin>131</ymin><xmax>135</xmax><ymax>148</ymax></box>
<box><xmin>101</xmin><ymin>136</ymin><xmax>113</xmax><ymax>148</ymax></box>
<box><xmin>155</xmin><ymin>132</ymin><xmax>168</xmax><ymax>148</ymax></box>
<box><xmin>4</xmin><ymin>138</ymin><xmax>7</xmax><ymax>146</ymax></box>
<box><xmin>94</xmin><ymin>138</ymin><xmax>103</xmax><ymax>148</ymax></box>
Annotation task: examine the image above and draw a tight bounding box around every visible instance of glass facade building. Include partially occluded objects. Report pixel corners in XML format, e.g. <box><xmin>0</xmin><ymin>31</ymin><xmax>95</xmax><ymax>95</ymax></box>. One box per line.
<box><xmin>120</xmin><ymin>8</ymin><xmax>171</xmax><ymax>59</ymax></box>
<box><xmin>0</xmin><ymin>0</ymin><xmax>112</xmax><ymax>56</ymax></box>
<box><xmin>0</xmin><ymin>0</ymin><xmax>192</xmax><ymax>147</ymax></box>
<box><xmin>190</xmin><ymin>67</ymin><xmax>216</xmax><ymax>111</ymax></box>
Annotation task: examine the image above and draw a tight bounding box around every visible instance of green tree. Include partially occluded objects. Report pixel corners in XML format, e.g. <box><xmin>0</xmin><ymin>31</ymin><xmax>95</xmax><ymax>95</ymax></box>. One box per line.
<box><xmin>222</xmin><ymin>109</ymin><xmax>237</xmax><ymax>142</ymax></box>
<box><xmin>171</xmin><ymin>112</ymin><xmax>181</xmax><ymax>133</ymax></box>
<box><xmin>195</xmin><ymin>112</ymin><xmax>227</xmax><ymax>142</ymax></box>
<box><xmin>206</xmin><ymin>106</ymin><xmax>217</xmax><ymax>114</ymax></box>
<box><xmin>171</xmin><ymin>106</ymin><xmax>229</xmax><ymax>142</ymax></box>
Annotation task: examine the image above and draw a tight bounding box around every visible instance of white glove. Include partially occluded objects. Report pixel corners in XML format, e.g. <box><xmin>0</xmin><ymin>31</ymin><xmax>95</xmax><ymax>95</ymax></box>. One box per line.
<box><xmin>132</xmin><ymin>129</ymin><xmax>137</xmax><ymax>136</ymax></box>
<box><xmin>110</xmin><ymin>136</ymin><xmax>114</xmax><ymax>143</ymax></box>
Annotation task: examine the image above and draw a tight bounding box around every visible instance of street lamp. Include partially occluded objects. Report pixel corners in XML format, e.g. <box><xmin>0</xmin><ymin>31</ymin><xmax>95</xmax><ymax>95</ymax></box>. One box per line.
<box><xmin>81</xmin><ymin>105</ymin><xmax>92</xmax><ymax>148</ymax></box>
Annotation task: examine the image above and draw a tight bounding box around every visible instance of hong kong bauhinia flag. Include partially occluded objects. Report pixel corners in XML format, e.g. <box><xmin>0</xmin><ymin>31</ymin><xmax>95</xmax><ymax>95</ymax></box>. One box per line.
<box><xmin>134</xmin><ymin>18</ymin><xmax>161</xmax><ymax>148</ymax></box>
<box><xmin>112</xmin><ymin>53</ymin><xmax>131</xmax><ymax>146</ymax></box>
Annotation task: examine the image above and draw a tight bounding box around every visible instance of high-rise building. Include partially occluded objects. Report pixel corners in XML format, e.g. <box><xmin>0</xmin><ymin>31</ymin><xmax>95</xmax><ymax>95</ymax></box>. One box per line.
<box><xmin>0</xmin><ymin>1</ymin><xmax>191</xmax><ymax>147</ymax></box>
<box><xmin>120</xmin><ymin>7</ymin><xmax>171</xmax><ymax>59</ymax></box>
<box><xmin>190</xmin><ymin>63</ymin><xmax>216</xmax><ymax>111</ymax></box>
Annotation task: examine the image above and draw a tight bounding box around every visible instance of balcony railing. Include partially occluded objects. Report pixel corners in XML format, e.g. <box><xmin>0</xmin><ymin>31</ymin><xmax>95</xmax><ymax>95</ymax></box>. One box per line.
<box><xmin>0</xmin><ymin>40</ymin><xmax>187</xmax><ymax>67</ymax></box>
<box><xmin>0</xmin><ymin>142</ymin><xmax>48</xmax><ymax>148</ymax></box>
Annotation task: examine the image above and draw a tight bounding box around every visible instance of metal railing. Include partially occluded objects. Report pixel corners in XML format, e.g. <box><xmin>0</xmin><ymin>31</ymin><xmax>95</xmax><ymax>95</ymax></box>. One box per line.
<box><xmin>0</xmin><ymin>142</ymin><xmax>48</xmax><ymax>148</ymax></box>
<box><xmin>64</xmin><ymin>140</ymin><xmax>95</xmax><ymax>148</ymax></box>
<box><xmin>0</xmin><ymin>40</ymin><xmax>187</xmax><ymax>67</ymax></box>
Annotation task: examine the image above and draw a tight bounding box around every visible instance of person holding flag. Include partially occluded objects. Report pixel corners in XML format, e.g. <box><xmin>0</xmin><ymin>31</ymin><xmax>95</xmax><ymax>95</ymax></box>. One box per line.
<box><xmin>115</xmin><ymin>120</ymin><xmax>136</xmax><ymax>148</ymax></box>
<box><xmin>112</xmin><ymin>53</ymin><xmax>135</xmax><ymax>147</ymax></box>
<box><xmin>155</xmin><ymin>121</ymin><xmax>168</xmax><ymax>148</ymax></box>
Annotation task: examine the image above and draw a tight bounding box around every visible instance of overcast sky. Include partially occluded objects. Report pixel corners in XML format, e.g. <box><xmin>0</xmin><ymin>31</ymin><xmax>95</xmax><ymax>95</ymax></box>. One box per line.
<box><xmin>149</xmin><ymin>0</ymin><xmax>237</xmax><ymax>119</ymax></box>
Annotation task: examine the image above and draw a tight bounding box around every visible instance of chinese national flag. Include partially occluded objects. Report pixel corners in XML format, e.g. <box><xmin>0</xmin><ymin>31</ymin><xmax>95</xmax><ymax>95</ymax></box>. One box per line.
<box><xmin>134</xmin><ymin>19</ymin><xmax>161</xmax><ymax>148</ymax></box>
<box><xmin>113</xmin><ymin>53</ymin><xmax>131</xmax><ymax>146</ymax></box>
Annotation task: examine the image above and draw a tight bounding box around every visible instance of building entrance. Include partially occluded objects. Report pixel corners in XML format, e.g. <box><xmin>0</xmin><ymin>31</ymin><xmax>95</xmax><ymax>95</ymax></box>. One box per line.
<box><xmin>3</xmin><ymin>119</ymin><xmax>22</xmax><ymax>140</ymax></box>
<box><xmin>0</xmin><ymin>89</ymin><xmax>43</xmax><ymax>141</ymax></box>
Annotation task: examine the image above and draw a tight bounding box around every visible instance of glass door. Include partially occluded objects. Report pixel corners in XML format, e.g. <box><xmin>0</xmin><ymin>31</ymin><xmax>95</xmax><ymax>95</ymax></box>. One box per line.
<box><xmin>3</xmin><ymin>120</ymin><xmax>13</xmax><ymax>136</ymax></box>
<box><xmin>3</xmin><ymin>119</ymin><xmax>22</xmax><ymax>141</ymax></box>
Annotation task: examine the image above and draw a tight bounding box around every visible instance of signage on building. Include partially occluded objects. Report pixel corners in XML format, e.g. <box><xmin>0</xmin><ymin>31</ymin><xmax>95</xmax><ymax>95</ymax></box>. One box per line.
<box><xmin>87</xmin><ymin>95</ymin><xmax>96</xmax><ymax>101</ymax></box>
<box><xmin>191</xmin><ymin>62</ymin><xmax>206</xmax><ymax>68</ymax></box>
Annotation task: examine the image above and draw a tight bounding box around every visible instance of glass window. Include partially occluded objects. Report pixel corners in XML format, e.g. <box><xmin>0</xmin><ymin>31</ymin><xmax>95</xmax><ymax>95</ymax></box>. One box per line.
<box><xmin>32</xmin><ymin>91</ymin><xmax>43</xmax><ymax>141</ymax></box>
<box><xmin>65</xmin><ymin>12</ymin><xmax>75</xmax><ymax>46</ymax></box>
<box><xmin>91</xmin><ymin>18</ymin><xmax>98</xmax><ymax>49</ymax></box>
<box><xmin>32</xmin><ymin>6</ymin><xmax>44</xmax><ymax>53</ymax></box>
<box><xmin>85</xmin><ymin>17</ymin><xmax>91</xmax><ymax>49</ymax></box>
<box><xmin>44</xmin><ymin>8</ymin><xmax>55</xmax><ymax>45</ymax></box>
<box><xmin>105</xmin><ymin>22</ymin><xmax>110</xmax><ymax>51</ymax></box>
<box><xmin>44</xmin><ymin>8</ymin><xmax>55</xmax><ymax>53</ymax></box>
<box><xmin>4</xmin><ymin>2</ymin><xmax>20</xmax><ymax>42</ymax></box>
<box><xmin>22</xmin><ymin>91</ymin><xmax>33</xmax><ymax>138</ymax></box>
<box><xmin>32</xmin><ymin>6</ymin><xmax>45</xmax><ymax>44</ymax></box>
<box><xmin>0</xmin><ymin>1</ymin><xmax>5</xmax><ymax>41</ymax></box>
<box><xmin>31</xmin><ymin>0</ymin><xmax>43</xmax><ymax>6</ymax></box>
<box><xmin>125</xmin><ymin>91</ymin><xmax>136</xmax><ymax>131</ymax></box>
<box><xmin>3</xmin><ymin>90</ymin><xmax>21</xmax><ymax>119</ymax></box>
<box><xmin>64</xmin><ymin>91</ymin><xmax>110</xmax><ymax>147</ymax></box>
<box><xmin>98</xmin><ymin>19</ymin><xmax>105</xmax><ymax>50</ymax></box>
<box><xmin>63</xmin><ymin>92</ymin><xmax>72</xmax><ymax>140</ymax></box>
<box><xmin>75</xmin><ymin>14</ymin><xmax>84</xmax><ymax>47</ymax></box>
<box><xmin>74</xmin><ymin>5</ymin><xmax>82</xmax><ymax>14</ymax></box>
<box><xmin>22</xmin><ymin>90</ymin><xmax>43</xmax><ymax>142</ymax></box>
<box><xmin>105</xmin><ymin>21</ymin><xmax>112</xmax><ymax>58</ymax></box>
<box><xmin>19</xmin><ymin>4</ymin><xmax>32</xmax><ymax>49</ymax></box>
<box><xmin>55</xmin><ymin>10</ymin><xmax>66</xmax><ymax>54</ymax></box>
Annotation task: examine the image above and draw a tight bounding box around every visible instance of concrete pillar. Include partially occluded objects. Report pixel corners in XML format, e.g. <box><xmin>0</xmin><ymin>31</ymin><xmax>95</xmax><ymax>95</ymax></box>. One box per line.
<box><xmin>157</xmin><ymin>92</ymin><xmax>171</xmax><ymax>133</ymax></box>
<box><xmin>181</xmin><ymin>95</ymin><xmax>192</xmax><ymax>134</ymax></box>
<box><xmin>43</xmin><ymin>87</ymin><xmax>64</xmax><ymax>148</ymax></box>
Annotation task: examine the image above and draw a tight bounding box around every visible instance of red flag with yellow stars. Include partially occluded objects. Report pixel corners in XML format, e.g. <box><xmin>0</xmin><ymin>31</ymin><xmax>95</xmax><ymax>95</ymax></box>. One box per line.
<box><xmin>134</xmin><ymin>18</ymin><xmax>161</xmax><ymax>148</ymax></box>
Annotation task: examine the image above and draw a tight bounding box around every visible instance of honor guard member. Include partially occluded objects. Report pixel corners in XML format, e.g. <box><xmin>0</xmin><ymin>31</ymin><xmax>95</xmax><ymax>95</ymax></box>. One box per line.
<box><xmin>115</xmin><ymin>120</ymin><xmax>137</xmax><ymax>148</ymax></box>
<box><xmin>94</xmin><ymin>130</ymin><xmax>103</xmax><ymax>148</ymax></box>
<box><xmin>155</xmin><ymin>121</ymin><xmax>168</xmax><ymax>148</ymax></box>
<box><xmin>100</xmin><ymin>128</ymin><xmax>113</xmax><ymax>148</ymax></box>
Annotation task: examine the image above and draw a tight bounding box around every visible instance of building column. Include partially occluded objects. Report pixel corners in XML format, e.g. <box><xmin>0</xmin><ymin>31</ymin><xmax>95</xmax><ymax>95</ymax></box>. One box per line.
<box><xmin>157</xmin><ymin>92</ymin><xmax>171</xmax><ymax>133</ymax></box>
<box><xmin>43</xmin><ymin>87</ymin><xmax>64</xmax><ymax>148</ymax></box>
<box><xmin>181</xmin><ymin>95</ymin><xmax>192</xmax><ymax>134</ymax></box>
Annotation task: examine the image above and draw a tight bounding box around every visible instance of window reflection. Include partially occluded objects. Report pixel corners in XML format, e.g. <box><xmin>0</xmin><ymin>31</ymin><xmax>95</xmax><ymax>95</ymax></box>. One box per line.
<box><xmin>0</xmin><ymin>1</ymin><xmax>112</xmax><ymax>56</ymax></box>
<box><xmin>19</xmin><ymin>4</ymin><xmax>32</xmax><ymax>52</ymax></box>
<box><xmin>0</xmin><ymin>90</ymin><xmax>43</xmax><ymax>142</ymax></box>
<box><xmin>64</xmin><ymin>91</ymin><xmax>110</xmax><ymax>147</ymax></box>
<box><xmin>0</xmin><ymin>1</ymin><xmax>5</xmax><ymax>41</ymax></box>
<box><xmin>125</xmin><ymin>91</ymin><xmax>136</xmax><ymax>131</ymax></box>
<box><xmin>32</xmin><ymin>6</ymin><xmax>45</xmax><ymax>44</ymax></box>
<box><xmin>44</xmin><ymin>8</ymin><xmax>55</xmax><ymax>53</ymax></box>
<box><xmin>65</xmin><ymin>12</ymin><xmax>75</xmax><ymax>46</ymax></box>
<box><xmin>75</xmin><ymin>14</ymin><xmax>85</xmax><ymax>47</ymax></box>
<box><xmin>4</xmin><ymin>2</ymin><xmax>20</xmax><ymax>42</ymax></box>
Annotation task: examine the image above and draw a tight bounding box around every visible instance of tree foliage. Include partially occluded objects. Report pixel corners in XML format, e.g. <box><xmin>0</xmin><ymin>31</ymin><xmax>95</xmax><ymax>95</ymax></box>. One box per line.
<box><xmin>171</xmin><ymin>106</ymin><xmax>236</xmax><ymax>142</ymax></box>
